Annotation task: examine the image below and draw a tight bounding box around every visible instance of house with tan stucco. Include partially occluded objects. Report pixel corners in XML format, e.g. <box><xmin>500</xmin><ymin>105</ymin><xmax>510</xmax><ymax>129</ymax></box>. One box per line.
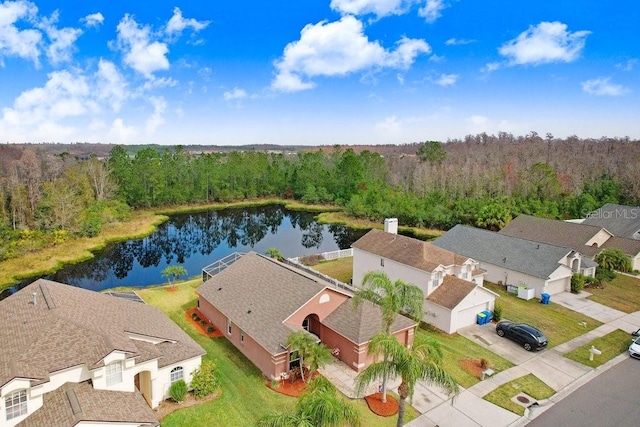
<box><xmin>197</xmin><ymin>252</ymin><xmax>416</xmax><ymax>379</ymax></box>
<box><xmin>0</xmin><ymin>279</ymin><xmax>205</xmax><ymax>427</ymax></box>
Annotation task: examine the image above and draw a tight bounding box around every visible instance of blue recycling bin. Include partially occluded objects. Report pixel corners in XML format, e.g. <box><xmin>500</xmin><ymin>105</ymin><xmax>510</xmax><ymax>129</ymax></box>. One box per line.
<box><xmin>482</xmin><ymin>310</ymin><xmax>493</xmax><ymax>323</ymax></box>
<box><xmin>541</xmin><ymin>293</ymin><xmax>551</xmax><ymax>305</ymax></box>
<box><xmin>477</xmin><ymin>312</ymin><xmax>487</xmax><ymax>325</ymax></box>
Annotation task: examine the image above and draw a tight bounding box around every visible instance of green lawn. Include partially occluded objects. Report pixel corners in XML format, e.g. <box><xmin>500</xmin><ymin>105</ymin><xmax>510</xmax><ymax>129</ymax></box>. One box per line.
<box><xmin>416</xmin><ymin>327</ymin><xmax>513</xmax><ymax>389</ymax></box>
<box><xmin>313</xmin><ymin>257</ymin><xmax>354</xmax><ymax>284</ymax></box>
<box><xmin>486</xmin><ymin>283</ymin><xmax>602</xmax><ymax>348</ymax></box>
<box><xmin>137</xmin><ymin>281</ymin><xmax>417</xmax><ymax>427</ymax></box>
<box><xmin>483</xmin><ymin>374</ymin><xmax>555</xmax><ymax>416</ymax></box>
<box><xmin>587</xmin><ymin>274</ymin><xmax>640</xmax><ymax>313</ymax></box>
<box><xmin>564</xmin><ymin>329</ymin><xmax>631</xmax><ymax>368</ymax></box>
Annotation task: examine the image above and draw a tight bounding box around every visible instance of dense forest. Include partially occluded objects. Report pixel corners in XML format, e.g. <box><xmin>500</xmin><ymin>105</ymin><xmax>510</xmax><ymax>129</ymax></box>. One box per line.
<box><xmin>1</xmin><ymin>133</ymin><xmax>639</xmax><ymax>261</ymax></box>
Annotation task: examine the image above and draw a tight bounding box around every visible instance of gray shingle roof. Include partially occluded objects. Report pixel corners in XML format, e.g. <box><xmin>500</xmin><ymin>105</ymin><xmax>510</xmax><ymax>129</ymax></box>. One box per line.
<box><xmin>582</xmin><ymin>204</ymin><xmax>640</xmax><ymax>239</ymax></box>
<box><xmin>426</xmin><ymin>275</ymin><xmax>479</xmax><ymax>310</ymax></box>
<box><xmin>198</xmin><ymin>252</ymin><xmax>331</xmax><ymax>355</ymax></box>
<box><xmin>499</xmin><ymin>215</ymin><xmax>604</xmax><ymax>257</ymax></box>
<box><xmin>500</xmin><ymin>214</ymin><xmax>640</xmax><ymax>257</ymax></box>
<box><xmin>0</xmin><ymin>279</ymin><xmax>205</xmax><ymax>389</ymax></box>
<box><xmin>17</xmin><ymin>381</ymin><xmax>158</xmax><ymax>427</ymax></box>
<box><xmin>322</xmin><ymin>300</ymin><xmax>416</xmax><ymax>344</ymax></box>
<box><xmin>197</xmin><ymin>252</ymin><xmax>416</xmax><ymax>353</ymax></box>
<box><xmin>433</xmin><ymin>225</ymin><xmax>572</xmax><ymax>279</ymax></box>
<box><xmin>352</xmin><ymin>229</ymin><xmax>470</xmax><ymax>271</ymax></box>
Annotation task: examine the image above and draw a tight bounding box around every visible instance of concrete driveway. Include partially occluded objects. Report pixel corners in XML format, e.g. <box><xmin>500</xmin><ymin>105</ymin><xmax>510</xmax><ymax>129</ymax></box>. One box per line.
<box><xmin>458</xmin><ymin>322</ymin><xmax>543</xmax><ymax>365</ymax></box>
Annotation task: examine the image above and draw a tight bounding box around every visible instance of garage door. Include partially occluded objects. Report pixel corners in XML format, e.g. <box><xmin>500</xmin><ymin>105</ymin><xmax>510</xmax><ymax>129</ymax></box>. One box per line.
<box><xmin>456</xmin><ymin>304</ymin><xmax>487</xmax><ymax>330</ymax></box>
<box><xmin>545</xmin><ymin>277</ymin><xmax>569</xmax><ymax>295</ymax></box>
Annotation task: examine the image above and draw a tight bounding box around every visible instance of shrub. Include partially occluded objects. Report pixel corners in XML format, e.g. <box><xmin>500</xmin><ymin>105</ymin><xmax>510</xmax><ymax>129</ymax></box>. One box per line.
<box><xmin>595</xmin><ymin>248</ymin><xmax>632</xmax><ymax>273</ymax></box>
<box><xmin>595</xmin><ymin>267</ymin><xmax>616</xmax><ymax>284</ymax></box>
<box><xmin>200</xmin><ymin>319</ymin><xmax>206</xmax><ymax>326</ymax></box>
<box><xmin>480</xmin><ymin>358</ymin><xmax>490</xmax><ymax>370</ymax></box>
<box><xmin>190</xmin><ymin>362</ymin><xmax>219</xmax><ymax>399</ymax></box>
<box><xmin>571</xmin><ymin>273</ymin><xmax>586</xmax><ymax>294</ymax></box>
<box><xmin>169</xmin><ymin>379</ymin><xmax>188</xmax><ymax>403</ymax></box>
<box><xmin>207</xmin><ymin>326</ymin><xmax>215</xmax><ymax>333</ymax></box>
<box><xmin>193</xmin><ymin>314</ymin><xmax>200</xmax><ymax>321</ymax></box>
<box><xmin>493</xmin><ymin>304</ymin><xmax>503</xmax><ymax>322</ymax></box>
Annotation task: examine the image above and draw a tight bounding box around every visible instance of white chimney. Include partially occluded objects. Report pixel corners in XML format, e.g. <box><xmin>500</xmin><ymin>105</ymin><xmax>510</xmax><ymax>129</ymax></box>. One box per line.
<box><xmin>384</xmin><ymin>218</ymin><xmax>398</xmax><ymax>235</ymax></box>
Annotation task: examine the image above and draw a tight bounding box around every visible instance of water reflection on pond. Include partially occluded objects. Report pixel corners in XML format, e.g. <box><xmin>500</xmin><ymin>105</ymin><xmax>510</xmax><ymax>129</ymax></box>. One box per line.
<box><xmin>2</xmin><ymin>205</ymin><xmax>367</xmax><ymax>298</ymax></box>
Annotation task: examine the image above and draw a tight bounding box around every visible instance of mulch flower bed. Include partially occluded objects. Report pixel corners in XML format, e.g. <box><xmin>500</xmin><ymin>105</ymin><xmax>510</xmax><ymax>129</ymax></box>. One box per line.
<box><xmin>185</xmin><ymin>308</ymin><xmax>223</xmax><ymax>338</ymax></box>
<box><xmin>364</xmin><ymin>392</ymin><xmax>399</xmax><ymax>416</ymax></box>
<box><xmin>155</xmin><ymin>390</ymin><xmax>218</xmax><ymax>420</ymax></box>
<box><xmin>459</xmin><ymin>358</ymin><xmax>486</xmax><ymax>379</ymax></box>
<box><xmin>266</xmin><ymin>371</ymin><xmax>319</xmax><ymax>397</ymax></box>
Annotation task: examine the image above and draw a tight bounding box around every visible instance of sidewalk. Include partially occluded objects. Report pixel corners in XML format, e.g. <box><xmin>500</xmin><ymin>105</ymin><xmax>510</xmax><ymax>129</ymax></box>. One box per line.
<box><xmin>405</xmin><ymin>292</ymin><xmax>640</xmax><ymax>426</ymax></box>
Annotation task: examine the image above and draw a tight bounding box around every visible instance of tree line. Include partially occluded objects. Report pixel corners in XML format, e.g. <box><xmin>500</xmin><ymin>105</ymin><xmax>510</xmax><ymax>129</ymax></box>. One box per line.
<box><xmin>1</xmin><ymin>134</ymin><xmax>639</xmax><ymax>261</ymax></box>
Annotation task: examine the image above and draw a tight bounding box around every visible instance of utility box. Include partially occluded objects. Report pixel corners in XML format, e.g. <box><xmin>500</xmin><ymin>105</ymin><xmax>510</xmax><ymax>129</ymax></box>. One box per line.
<box><xmin>517</xmin><ymin>287</ymin><xmax>535</xmax><ymax>300</ymax></box>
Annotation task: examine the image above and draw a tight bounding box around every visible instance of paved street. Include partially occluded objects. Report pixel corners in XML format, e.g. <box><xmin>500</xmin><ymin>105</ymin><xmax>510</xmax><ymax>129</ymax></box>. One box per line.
<box><xmin>528</xmin><ymin>357</ymin><xmax>640</xmax><ymax>427</ymax></box>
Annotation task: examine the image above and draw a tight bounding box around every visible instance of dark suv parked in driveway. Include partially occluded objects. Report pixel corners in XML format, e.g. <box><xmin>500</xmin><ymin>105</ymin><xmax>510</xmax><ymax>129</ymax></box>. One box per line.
<box><xmin>496</xmin><ymin>320</ymin><xmax>548</xmax><ymax>351</ymax></box>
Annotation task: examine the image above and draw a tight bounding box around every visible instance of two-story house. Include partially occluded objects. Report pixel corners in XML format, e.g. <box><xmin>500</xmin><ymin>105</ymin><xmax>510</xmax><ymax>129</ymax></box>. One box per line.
<box><xmin>351</xmin><ymin>219</ymin><xmax>497</xmax><ymax>334</ymax></box>
<box><xmin>0</xmin><ymin>279</ymin><xmax>205</xmax><ymax>427</ymax></box>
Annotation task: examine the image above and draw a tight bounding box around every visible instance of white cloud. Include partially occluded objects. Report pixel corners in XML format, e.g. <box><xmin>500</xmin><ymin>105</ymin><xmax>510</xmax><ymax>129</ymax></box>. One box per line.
<box><xmin>115</xmin><ymin>14</ymin><xmax>170</xmax><ymax>77</ymax></box>
<box><xmin>418</xmin><ymin>0</ymin><xmax>448</xmax><ymax>23</ymax></box>
<box><xmin>375</xmin><ymin>115</ymin><xmax>401</xmax><ymax>133</ymax></box>
<box><xmin>272</xmin><ymin>16</ymin><xmax>429</xmax><ymax>92</ymax></box>
<box><xmin>445</xmin><ymin>37</ymin><xmax>475</xmax><ymax>46</ymax></box>
<box><xmin>145</xmin><ymin>96</ymin><xmax>166</xmax><ymax>134</ymax></box>
<box><xmin>165</xmin><ymin>7</ymin><xmax>209</xmax><ymax>37</ymax></box>
<box><xmin>482</xmin><ymin>61</ymin><xmax>501</xmax><ymax>73</ymax></box>
<box><xmin>330</xmin><ymin>0</ymin><xmax>414</xmax><ymax>18</ymax></box>
<box><xmin>0</xmin><ymin>0</ymin><xmax>42</xmax><ymax>66</ymax></box>
<box><xmin>616</xmin><ymin>58</ymin><xmax>637</xmax><ymax>72</ymax></box>
<box><xmin>433</xmin><ymin>73</ymin><xmax>457</xmax><ymax>86</ymax></box>
<box><xmin>581</xmin><ymin>77</ymin><xmax>628</xmax><ymax>96</ymax></box>
<box><xmin>107</xmin><ymin>118</ymin><xmax>138</xmax><ymax>143</ymax></box>
<box><xmin>38</xmin><ymin>10</ymin><xmax>82</xmax><ymax>65</ymax></box>
<box><xmin>82</xmin><ymin>12</ymin><xmax>104</xmax><ymax>28</ymax></box>
<box><xmin>95</xmin><ymin>59</ymin><xmax>128</xmax><ymax>111</ymax></box>
<box><xmin>499</xmin><ymin>21</ymin><xmax>590</xmax><ymax>65</ymax></box>
<box><xmin>223</xmin><ymin>87</ymin><xmax>247</xmax><ymax>101</ymax></box>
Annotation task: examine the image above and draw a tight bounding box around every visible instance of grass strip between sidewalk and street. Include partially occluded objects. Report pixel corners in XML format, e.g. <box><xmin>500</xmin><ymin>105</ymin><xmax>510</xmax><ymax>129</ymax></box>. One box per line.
<box><xmin>563</xmin><ymin>329</ymin><xmax>631</xmax><ymax>368</ymax></box>
<box><xmin>483</xmin><ymin>374</ymin><xmax>555</xmax><ymax>416</ymax></box>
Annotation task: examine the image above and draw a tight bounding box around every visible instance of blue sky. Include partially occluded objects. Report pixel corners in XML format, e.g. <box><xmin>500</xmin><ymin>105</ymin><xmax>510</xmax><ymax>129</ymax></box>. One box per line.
<box><xmin>0</xmin><ymin>0</ymin><xmax>638</xmax><ymax>145</ymax></box>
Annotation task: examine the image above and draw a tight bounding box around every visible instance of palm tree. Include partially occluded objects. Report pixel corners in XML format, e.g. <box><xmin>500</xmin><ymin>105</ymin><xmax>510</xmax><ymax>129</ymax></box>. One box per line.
<box><xmin>305</xmin><ymin>342</ymin><xmax>333</xmax><ymax>382</ymax></box>
<box><xmin>353</xmin><ymin>271</ymin><xmax>424</xmax><ymax>402</ymax></box>
<box><xmin>265</xmin><ymin>247</ymin><xmax>285</xmax><ymax>261</ymax></box>
<box><xmin>161</xmin><ymin>265</ymin><xmax>187</xmax><ymax>288</ymax></box>
<box><xmin>355</xmin><ymin>333</ymin><xmax>458</xmax><ymax>427</ymax></box>
<box><xmin>256</xmin><ymin>377</ymin><xmax>360</xmax><ymax>427</ymax></box>
<box><xmin>285</xmin><ymin>331</ymin><xmax>317</xmax><ymax>383</ymax></box>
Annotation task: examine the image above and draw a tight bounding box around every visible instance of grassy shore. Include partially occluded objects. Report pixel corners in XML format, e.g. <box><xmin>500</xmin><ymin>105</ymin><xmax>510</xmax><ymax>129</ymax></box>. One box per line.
<box><xmin>0</xmin><ymin>198</ymin><xmax>442</xmax><ymax>291</ymax></box>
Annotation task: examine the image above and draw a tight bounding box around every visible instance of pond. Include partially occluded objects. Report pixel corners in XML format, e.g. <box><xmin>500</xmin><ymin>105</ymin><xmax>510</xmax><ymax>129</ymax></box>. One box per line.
<box><xmin>1</xmin><ymin>205</ymin><xmax>367</xmax><ymax>299</ymax></box>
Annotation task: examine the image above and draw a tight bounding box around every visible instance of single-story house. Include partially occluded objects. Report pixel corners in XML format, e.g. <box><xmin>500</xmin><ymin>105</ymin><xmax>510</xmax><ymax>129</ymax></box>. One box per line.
<box><xmin>500</xmin><ymin>214</ymin><xmax>640</xmax><ymax>271</ymax></box>
<box><xmin>197</xmin><ymin>252</ymin><xmax>416</xmax><ymax>379</ymax></box>
<box><xmin>351</xmin><ymin>219</ymin><xmax>497</xmax><ymax>334</ymax></box>
<box><xmin>0</xmin><ymin>279</ymin><xmax>205</xmax><ymax>427</ymax></box>
<box><xmin>433</xmin><ymin>224</ymin><xmax>591</xmax><ymax>299</ymax></box>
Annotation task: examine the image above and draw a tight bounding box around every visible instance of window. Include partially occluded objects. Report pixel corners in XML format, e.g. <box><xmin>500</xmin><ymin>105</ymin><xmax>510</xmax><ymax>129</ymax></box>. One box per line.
<box><xmin>431</xmin><ymin>271</ymin><xmax>442</xmax><ymax>288</ymax></box>
<box><xmin>227</xmin><ymin>319</ymin><xmax>232</xmax><ymax>335</ymax></box>
<box><xmin>170</xmin><ymin>366</ymin><xmax>184</xmax><ymax>383</ymax></box>
<box><xmin>106</xmin><ymin>361</ymin><xmax>122</xmax><ymax>386</ymax></box>
<box><xmin>5</xmin><ymin>390</ymin><xmax>27</xmax><ymax>421</ymax></box>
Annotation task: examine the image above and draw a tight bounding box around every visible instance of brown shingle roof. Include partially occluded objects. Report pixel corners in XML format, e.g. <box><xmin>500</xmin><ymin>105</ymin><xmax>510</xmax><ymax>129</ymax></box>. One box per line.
<box><xmin>0</xmin><ymin>279</ymin><xmax>205</xmax><ymax>389</ymax></box>
<box><xmin>352</xmin><ymin>229</ymin><xmax>469</xmax><ymax>271</ymax></box>
<box><xmin>321</xmin><ymin>300</ymin><xmax>416</xmax><ymax>344</ymax></box>
<box><xmin>198</xmin><ymin>252</ymin><xmax>330</xmax><ymax>355</ymax></box>
<box><xmin>426</xmin><ymin>275</ymin><xmax>478</xmax><ymax>310</ymax></box>
<box><xmin>17</xmin><ymin>381</ymin><xmax>158</xmax><ymax>427</ymax></box>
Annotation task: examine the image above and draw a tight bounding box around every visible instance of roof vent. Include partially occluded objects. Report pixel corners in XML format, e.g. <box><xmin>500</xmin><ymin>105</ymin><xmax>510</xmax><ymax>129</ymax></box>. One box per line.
<box><xmin>218</xmin><ymin>287</ymin><xmax>222</xmax><ymax>291</ymax></box>
<box><xmin>32</xmin><ymin>292</ymin><xmax>37</xmax><ymax>306</ymax></box>
<box><xmin>247</xmin><ymin>309</ymin><xmax>252</xmax><ymax>314</ymax></box>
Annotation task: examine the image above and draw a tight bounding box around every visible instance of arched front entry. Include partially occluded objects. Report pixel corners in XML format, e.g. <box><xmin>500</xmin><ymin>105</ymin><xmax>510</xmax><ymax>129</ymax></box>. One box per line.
<box><xmin>134</xmin><ymin>371</ymin><xmax>152</xmax><ymax>406</ymax></box>
<box><xmin>302</xmin><ymin>313</ymin><xmax>321</xmax><ymax>338</ymax></box>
